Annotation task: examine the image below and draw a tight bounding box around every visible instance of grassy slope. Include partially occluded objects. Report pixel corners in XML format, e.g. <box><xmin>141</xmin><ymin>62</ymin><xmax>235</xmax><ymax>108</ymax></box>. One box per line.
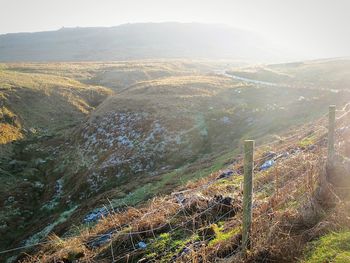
<box><xmin>0</xmin><ymin>61</ymin><xmax>232</xmax><ymax>259</ymax></box>
<box><xmin>0</xmin><ymin>68</ymin><xmax>112</xmax><ymax>254</ymax></box>
<box><xmin>19</xmin><ymin>112</ymin><xmax>350</xmax><ymax>263</ymax></box>
<box><xmin>0</xmin><ymin>69</ymin><xmax>112</xmax><ymax>140</ymax></box>
<box><xmin>14</xmin><ymin>62</ymin><xmax>347</xmax><ymax>261</ymax></box>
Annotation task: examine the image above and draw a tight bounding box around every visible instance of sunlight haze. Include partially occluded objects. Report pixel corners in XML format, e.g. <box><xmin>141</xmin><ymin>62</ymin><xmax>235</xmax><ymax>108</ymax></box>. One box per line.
<box><xmin>1</xmin><ymin>0</ymin><xmax>350</xmax><ymax>58</ymax></box>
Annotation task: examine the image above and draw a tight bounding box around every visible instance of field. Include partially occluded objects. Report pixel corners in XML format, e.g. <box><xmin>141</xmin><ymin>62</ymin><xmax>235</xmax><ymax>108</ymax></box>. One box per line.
<box><xmin>1</xmin><ymin>59</ymin><xmax>350</xmax><ymax>262</ymax></box>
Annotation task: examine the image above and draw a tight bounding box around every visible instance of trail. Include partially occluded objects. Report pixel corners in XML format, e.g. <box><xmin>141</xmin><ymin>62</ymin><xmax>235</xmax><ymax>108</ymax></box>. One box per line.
<box><xmin>214</xmin><ymin>69</ymin><xmax>345</xmax><ymax>94</ymax></box>
<box><xmin>214</xmin><ymin>69</ymin><xmax>288</xmax><ymax>87</ymax></box>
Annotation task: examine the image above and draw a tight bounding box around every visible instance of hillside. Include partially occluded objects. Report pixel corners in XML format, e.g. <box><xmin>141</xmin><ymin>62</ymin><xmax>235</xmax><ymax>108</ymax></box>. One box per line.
<box><xmin>0</xmin><ymin>68</ymin><xmax>112</xmax><ymax>255</ymax></box>
<box><xmin>0</xmin><ymin>23</ymin><xmax>283</xmax><ymax>62</ymax></box>
<box><xmin>1</xmin><ymin>60</ymin><xmax>228</xmax><ymax>91</ymax></box>
<box><xmin>42</xmin><ymin>69</ymin><xmax>347</xmax><ymax>216</ymax></box>
<box><xmin>0</xmin><ymin>68</ymin><xmax>112</xmax><ymax>151</ymax></box>
<box><xmin>227</xmin><ymin>58</ymin><xmax>350</xmax><ymax>91</ymax></box>
<box><xmin>15</xmin><ymin>107</ymin><xmax>350</xmax><ymax>263</ymax></box>
<box><xmin>1</xmin><ymin>59</ymin><xmax>350</xmax><ymax>262</ymax></box>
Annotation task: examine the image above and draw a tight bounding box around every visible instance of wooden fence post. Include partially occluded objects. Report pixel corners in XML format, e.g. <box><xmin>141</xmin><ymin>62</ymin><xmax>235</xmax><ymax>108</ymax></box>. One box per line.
<box><xmin>327</xmin><ymin>105</ymin><xmax>336</xmax><ymax>166</ymax></box>
<box><xmin>242</xmin><ymin>140</ymin><xmax>254</xmax><ymax>252</ymax></box>
<box><xmin>274</xmin><ymin>165</ymin><xmax>279</xmax><ymax>197</ymax></box>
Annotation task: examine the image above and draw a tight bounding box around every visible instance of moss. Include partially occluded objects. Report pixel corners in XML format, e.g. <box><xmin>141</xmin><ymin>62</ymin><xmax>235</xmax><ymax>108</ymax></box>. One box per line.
<box><xmin>299</xmin><ymin>135</ymin><xmax>316</xmax><ymax>148</ymax></box>
<box><xmin>208</xmin><ymin>224</ymin><xmax>241</xmax><ymax>247</ymax></box>
<box><xmin>151</xmin><ymin>233</ymin><xmax>172</xmax><ymax>252</ymax></box>
<box><xmin>144</xmin><ymin>231</ymin><xmax>197</xmax><ymax>262</ymax></box>
<box><xmin>303</xmin><ymin>231</ymin><xmax>350</xmax><ymax>263</ymax></box>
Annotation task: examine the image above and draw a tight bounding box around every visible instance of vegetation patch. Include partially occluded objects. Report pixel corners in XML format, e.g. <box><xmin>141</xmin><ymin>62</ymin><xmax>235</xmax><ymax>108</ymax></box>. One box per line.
<box><xmin>208</xmin><ymin>223</ymin><xmax>241</xmax><ymax>247</ymax></box>
<box><xmin>299</xmin><ymin>134</ymin><xmax>317</xmax><ymax>148</ymax></box>
<box><xmin>303</xmin><ymin>231</ymin><xmax>350</xmax><ymax>263</ymax></box>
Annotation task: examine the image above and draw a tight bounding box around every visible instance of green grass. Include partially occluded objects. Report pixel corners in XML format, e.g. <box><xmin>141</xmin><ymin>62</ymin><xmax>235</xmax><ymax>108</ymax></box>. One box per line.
<box><xmin>303</xmin><ymin>231</ymin><xmax>350</xmax><ymax>263</ymax></box>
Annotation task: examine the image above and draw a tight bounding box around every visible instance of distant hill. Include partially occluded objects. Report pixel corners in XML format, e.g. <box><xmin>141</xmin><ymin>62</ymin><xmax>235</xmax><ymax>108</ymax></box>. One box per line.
<box><xmin>0</xmin><ymin>23</ymin><xmax>284</xmax><ymax>62</ymax></box>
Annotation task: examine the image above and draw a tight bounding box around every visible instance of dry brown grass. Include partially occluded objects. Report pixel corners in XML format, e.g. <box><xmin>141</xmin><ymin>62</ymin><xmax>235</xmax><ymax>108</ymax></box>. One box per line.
<box><xmin>0</xmin><ymin>69</ymin><xmax>112</xmax><ymax>142</ymax></box>
<box><xmin>21</xmin><ymin>235</ymin><xmax>95</xmax><ymax>263</ymax></box>
<box><xmin>0</xmin><ymin>123</ymin><xmax>23</xmax><ymax>145</ymax></box>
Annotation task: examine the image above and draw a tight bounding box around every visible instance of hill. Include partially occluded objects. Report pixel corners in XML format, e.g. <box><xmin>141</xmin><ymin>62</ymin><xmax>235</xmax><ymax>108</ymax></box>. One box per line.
<box><xmin>0</xmin><ymin>23</ymin><xmax>283</xmax><ymax>62</ymax></box>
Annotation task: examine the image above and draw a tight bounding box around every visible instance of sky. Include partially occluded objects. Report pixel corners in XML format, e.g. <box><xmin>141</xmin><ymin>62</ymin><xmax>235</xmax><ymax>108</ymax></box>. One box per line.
<box><xmin>1</xmin><ymin>0</ymin><xmax>350</xmax><ymax>58</ymax></box>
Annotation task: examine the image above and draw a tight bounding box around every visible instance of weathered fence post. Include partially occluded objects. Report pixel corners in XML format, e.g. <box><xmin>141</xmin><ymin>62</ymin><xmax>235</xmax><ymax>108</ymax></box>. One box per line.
<box><xmin>242</xmin><ymin>140</ymin><xmax>254</xmax><ymax>252</ymax></box>
<box><xmin>327</xmin><ymin>105</ymin><xmax>336</xmax><ymax>166</ymax></box>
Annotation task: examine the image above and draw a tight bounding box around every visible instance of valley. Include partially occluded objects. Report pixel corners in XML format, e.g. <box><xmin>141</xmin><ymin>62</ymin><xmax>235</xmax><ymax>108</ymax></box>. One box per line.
<box><xmin>1</xmin><ymin>59</ymin><xmax>350</xmax><ymax>262</ymax></box>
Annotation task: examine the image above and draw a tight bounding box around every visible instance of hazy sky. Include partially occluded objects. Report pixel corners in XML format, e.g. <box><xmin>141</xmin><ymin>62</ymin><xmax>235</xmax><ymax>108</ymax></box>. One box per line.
<box><xmin>1</xmin><ymin>0</ymin><xmax>350</xmax><ymax>58</ymax></box>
